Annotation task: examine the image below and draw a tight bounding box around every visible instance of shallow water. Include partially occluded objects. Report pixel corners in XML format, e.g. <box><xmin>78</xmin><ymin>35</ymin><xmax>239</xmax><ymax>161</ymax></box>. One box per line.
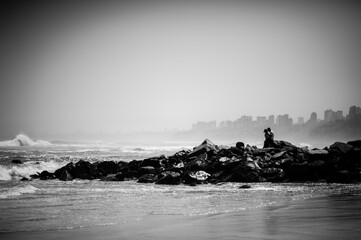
<box><xmin>1</xmin><ymin>180</ymin><xmax>361</xmax><ymax>233</ymax></box>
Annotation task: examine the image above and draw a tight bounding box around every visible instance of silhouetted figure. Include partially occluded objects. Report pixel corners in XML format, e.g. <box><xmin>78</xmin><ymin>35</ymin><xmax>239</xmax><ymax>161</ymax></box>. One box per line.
<box><xmin>263</xmin><ymin>127</ymin><xmax>275</xmax><ymax>148</ymax></box>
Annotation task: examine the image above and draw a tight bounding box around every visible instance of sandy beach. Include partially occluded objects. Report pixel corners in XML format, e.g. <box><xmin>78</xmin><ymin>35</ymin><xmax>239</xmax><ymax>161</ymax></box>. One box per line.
<box><xmin>2</xmin><ymin>193</ymin><xmax>360</xmax><ymax>240</ymax></box>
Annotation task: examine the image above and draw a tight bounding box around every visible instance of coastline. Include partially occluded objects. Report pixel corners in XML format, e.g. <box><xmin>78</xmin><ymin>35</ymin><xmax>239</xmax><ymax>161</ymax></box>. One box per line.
<box><xmin>2</xmin><ymin>193</ymin><xmax>360</xmax><ymax>240</ymax></box>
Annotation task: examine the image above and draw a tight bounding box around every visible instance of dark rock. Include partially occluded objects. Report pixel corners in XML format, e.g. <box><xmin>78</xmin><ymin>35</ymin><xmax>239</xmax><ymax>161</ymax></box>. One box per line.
<box><xmin>239</xmin><ymin>184</ymin><xmax>251</xmax><ymax>189</ymax></box>
<box><xmin>261</xmin><ymin>168</ymin><xmax>285</xmax><ymax>182</ymax></box>
<box><xmin>117</xmin><ymin>161</ymin><xmax>131</xmax><ymax>178</ymax></box>
<box><xmin>269</xmin><ymin>158</ymin><xmax>293</xmax><ymax>169</ymax></box>
<box><xmin>188</xmin><ymin>139</ymin><xmax>219</xmax><ymax>157</ymax></box>
<box><xmin>39</xmin><ymin>171</ymin><xmax>55</xmax><ymax>180</ymax></box>
<box><xmin>74</xmin><ymin>160</ymin><xmax>98</xmax><ymax>180</ymax></box>
<box><xmin>128</xmin><ymin>160</ymin><xmax>142</xmax><ymax>171</ymax></box>
<box><xmin>137</xmin><ymin>174</ymin><xmax>159</xmax><ymax>183</ymax></box>
<box><xmin>280</xmin><ymin>141</ymin><xmax>297</xmax><ymax>149</ymax></box>
<box><xmin>96</xmin><ymin>161</ymin><xmax>121</xmax><ymax>176</ymax></box>
<box><xmin>252</xmin><ymin>148</ymin><xmax>269</xmax><ymax>157</ymax></box>
<box><xmin>30</xmin><ymin>174</ymin><xmax>39</xmax><ymax>179</ymax></box>
<box><xmin>236</xmin><ymin>142</ymin><xmax>245</xmax><ymax>149</ymax></box>
<box><xmin>54</xmin><ymin>162</ymin><xmax>75</xmax><ymax>179</ymax></box>
<box><xmin>11</xmin><ymin>159</ymin><xmax>23</xmax><ymax>164</ymax></box>
<box><xmin>136</xmin><ymin>166</ymin><xmax>159</xmax><ymax>177</ymax></box>
<box><xmin>185</xmin><ymin>154</ymin><xmax>209</xmax><ymax>172</ymax></box>
<box><xmin>327</xmin><ymin>170</ymin><xmax>353</xmax><ymax>183</ymax></box>
<box><xmin>115</xmin><ymin>172</ymin><xmax>125</xmax><ymax>181</ymax></box>
<box><xmin>228</xmin><ymin>147</ymin><xmax>244</xmax><ymax>156</ymax></box>
<box><xmin>271</xmin><ymin>151</ymin><xmax>286</xmax><ymax>160</ymax></box>
<box><xmin>309</xmin><ymin>160</ymin><xmax>332</xmax><ymax>180</ymax></box>
<box><xmin>156</xmin><ymin>171</ymin><xmax>181</xmax><ymax>185</ymax></box>
<box><xmin>306</xmin><ymin>149</ymin><xmax>329</xmax><ymax>162</ymax></box>
<box><xmin>224</xmin><ymin>162</ymin><xmax>261</xmax><ymax>182</ymax></box>
<box><xmin>141</xmin><ymin>155</ymin><xmax>165</xmax><ymax>168</ymax></box>
<box><xmin>286</xmin><ymin>163</ymin><xmax>317</xmax><ymax>181</ymax></box>
<box><xmin>217</xmin><ymin>148</ymin><xmax>236</xmax><ymax>158</ymax></box>
<box><xmin>347</xmin><ymin>140</ymin><xmax>361</xmax><ymax>148</ymax></box>
<box><xmin>20</xmin><ymin>177</ymin><xmax>29</xmax><ymax>181</ymax></box>
<box><xmin>330</xmin><ymin>142</ymin><xmax>353</xmax><ymax>155</ymax></box>
<box><xmin>173</xmin><ymin>150</ymin><xmax>191</xmax><ymax>162</ymax></box>
<box><xmin>59</xmin><ymin>170</ymin><xmax>73</xmax><ymax>181</ymax></box>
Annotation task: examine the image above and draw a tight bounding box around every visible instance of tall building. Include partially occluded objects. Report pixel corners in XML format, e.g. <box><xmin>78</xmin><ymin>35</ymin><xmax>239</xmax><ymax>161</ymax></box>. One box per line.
<box><xmin>256</xmin><ymin>116</ymin><xmax>267</xmax><ymax>127</ymax></box>
<box><xmin>308</xmin><ymin>112</ymin><xmax>317</xmax><ymax>125</ymax></box>
<box><xmin>324</xmin><ymin>109</ymin><xmax>334</xmax><ymax>122</ymax></box>
<box><xmin>324</xmin><ymin>109</ymin><xmax>343</xmax><ymax>122</ymax></box>
<box><xmin>335</xmin><ymin>110</ymin><xmax>343</xmax><ymax>120</ymax></box>
<box><xmin>348</xmin><ymin>106</ymin><xmax>361</xmax><ymax>121</ymax></box>
<box><xmin>276</xmin><ymin>114</ymin><xmax>293</xmax><ymax>127</ymax></box>
<box><xmin>219</xmin><ymin>120</ymin><xmax>233</xmax><ymax>129</ymax></box>
<box><xmin>233</xmin><ymin>115</ymin><xmax>253</xmax><ymax>129</ymax></box>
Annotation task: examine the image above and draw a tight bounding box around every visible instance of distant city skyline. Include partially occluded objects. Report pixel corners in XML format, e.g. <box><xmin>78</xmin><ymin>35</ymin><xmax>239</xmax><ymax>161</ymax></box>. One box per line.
<box><xmin>191</xmin><ymin>105</ymin><xmax>361</xmax><ymax>132</ymax></box>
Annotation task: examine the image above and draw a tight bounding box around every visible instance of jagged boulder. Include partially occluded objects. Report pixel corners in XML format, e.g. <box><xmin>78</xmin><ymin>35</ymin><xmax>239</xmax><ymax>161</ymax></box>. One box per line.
<box><xmin>188</xmin><ymin>139</ymin><xmax>219</xmax><ymax>158</ymax></box>
<box><xmin>59</xmin><ymin>170</ymin><xmax>73</xmax><ymax>181</ymax></box>
<box><xmin>39</xmin><ymin>170</ymin><xmax>55</xmax><ymax>180</ymax></box>
<box><xmin>330</xmin><ymin>142</ymin><xmax>353</xmax><ymax>155</ymax></box>
<box><xmin>220</xmin><ymin>161</ymin><xmax>262</xmax><ymax>182</ymax></box>
<box><xmin>306</xmin><ymin>149</ymin><xmax>329</xmax><ymax>162</ymax></box>
<box><xmin>96</xmin><ymin>161</ymin><xmax>121</xmax><ymax>176</ymax></box>
<box><xmin>236</xmin><ymin>142</ymin><xmax>245</xmax><ymax>150</ymax></box>
<box><xmin>141</xmin><ymin>155</ymin><xmax>165</xmax><ymax>168</ymax></box>
<box><xmin>74</xmin><ymin>160</ymin><xmax>98</xmax><ymax>180</ymax></box>
<box><xmin>347</xmin><ymin>140</ymin><xmax>361</xmax><ymax>148</ymax></box>
<box><xmin>55</xmin><ymin>162</ymin><xmax>76</xmax><ymax>179</ymax></box>
<box><xmin>185</xmin><ymin>153</ymin><xmax>210</xmax><ymax>171</ymax></box>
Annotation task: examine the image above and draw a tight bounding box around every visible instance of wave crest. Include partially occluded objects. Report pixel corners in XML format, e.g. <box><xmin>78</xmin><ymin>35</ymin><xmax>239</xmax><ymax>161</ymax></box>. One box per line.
<box><xmin>0</xmin><ymin>134</ymin><xmax>51</xmax><ymax>147</ymax></box>
<box><xmin>0</xmin><ymin>160</ymin><xmax>65</xmax><ymax>181</ymax></box>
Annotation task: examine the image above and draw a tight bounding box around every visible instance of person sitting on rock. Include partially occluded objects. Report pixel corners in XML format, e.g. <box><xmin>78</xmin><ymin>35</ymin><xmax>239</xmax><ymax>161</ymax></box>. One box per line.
<box><xmin>263</xmin><ymin>127</ymin><xmax>275</xmax><ymax>148</ymax></box>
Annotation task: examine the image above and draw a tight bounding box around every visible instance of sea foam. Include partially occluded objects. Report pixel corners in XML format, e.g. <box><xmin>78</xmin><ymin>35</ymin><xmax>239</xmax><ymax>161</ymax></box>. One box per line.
<box><xmin>0</xmin><ymin>161</ymin><xmax>66</xmax><ymax>181</ymax></box>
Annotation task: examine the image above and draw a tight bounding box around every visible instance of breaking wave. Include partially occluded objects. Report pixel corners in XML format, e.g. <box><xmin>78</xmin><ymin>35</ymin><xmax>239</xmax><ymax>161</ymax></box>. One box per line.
<box><xmin>0</xmin><ymin>134</ymin><xmax>51</xmax><ymax>147</ymax></box>
<box><xmin>0</xmin><ymin>161</ymin><xmax>66</xmax><ymax>181</ymax></box>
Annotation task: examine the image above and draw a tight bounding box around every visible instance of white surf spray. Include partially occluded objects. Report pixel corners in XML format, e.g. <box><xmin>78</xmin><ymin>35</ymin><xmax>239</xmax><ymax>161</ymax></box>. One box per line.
<box><xmin>0</xmin><ymin>160</ymin><xmax>66</xmax><ymax>181</ymax></box>
<box><xmin>0</xmin><ymin>134</ymin><xmax>51</xmax><ymax>147</ymax></box>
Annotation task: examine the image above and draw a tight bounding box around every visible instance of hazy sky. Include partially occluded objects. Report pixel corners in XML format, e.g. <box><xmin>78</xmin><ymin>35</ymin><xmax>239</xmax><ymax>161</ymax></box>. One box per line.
<box><xmin>1</xmin><ymin>0</ymin><xmax>360</xmax><ymax>135</ymax></box>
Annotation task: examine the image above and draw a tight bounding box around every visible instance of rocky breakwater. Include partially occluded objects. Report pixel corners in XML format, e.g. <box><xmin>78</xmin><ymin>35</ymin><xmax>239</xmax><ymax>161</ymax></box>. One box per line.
<box><xmin>35</xmin><ymin>139</ymin><xmax>361</xmax><ymax>185</ymax></box>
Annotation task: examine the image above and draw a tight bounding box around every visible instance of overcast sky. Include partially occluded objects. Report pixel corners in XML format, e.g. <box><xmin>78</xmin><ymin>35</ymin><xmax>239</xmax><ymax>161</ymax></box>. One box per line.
<box><xmin>0</xmin><ymin>0</ymin><xmax>360</xmax><ymax>135</ymax></box>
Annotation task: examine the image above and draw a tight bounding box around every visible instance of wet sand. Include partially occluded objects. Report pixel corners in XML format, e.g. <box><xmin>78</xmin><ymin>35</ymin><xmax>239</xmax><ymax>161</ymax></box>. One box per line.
<box><xmin>2</xmin><ymin>194</ymin><xmax>361</xmax><ymax>240</ymax></box>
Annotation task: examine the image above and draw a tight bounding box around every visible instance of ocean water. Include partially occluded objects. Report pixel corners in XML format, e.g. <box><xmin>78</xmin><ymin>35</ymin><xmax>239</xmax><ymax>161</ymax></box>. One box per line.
<box><xmin>1</xmin><ymin>135</ymin><xmax>361</xmax><ymax>237</ymax></box>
